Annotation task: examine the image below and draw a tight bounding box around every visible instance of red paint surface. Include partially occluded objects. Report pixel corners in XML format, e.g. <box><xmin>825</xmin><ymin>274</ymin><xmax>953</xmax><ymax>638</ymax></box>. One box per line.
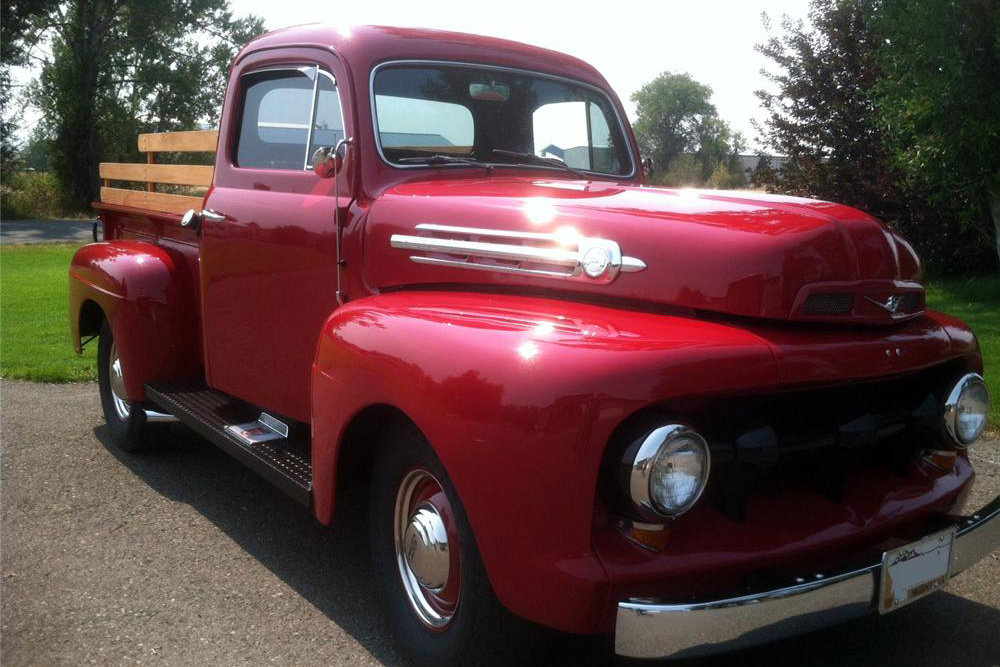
<box><xmin>69</xmin><ymin>25</ymin><xmax>988</xmax><ymax>635</ymax></box>
<box><xmin>365</xmin><ymin>180</ymin><xmax>922</xmax><ymax>324</ymax></box>
<box><xmin>311</xmin><ymin>291</ymin><xmax>979</xmax><ymax>632</ymax></box>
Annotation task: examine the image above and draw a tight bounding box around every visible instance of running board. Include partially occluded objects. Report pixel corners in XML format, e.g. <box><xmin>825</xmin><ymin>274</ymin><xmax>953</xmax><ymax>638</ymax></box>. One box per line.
<box><xmin>144</xmin><ymin>379</ymin><xmax>312</xmax><ymax>506</ymax></box>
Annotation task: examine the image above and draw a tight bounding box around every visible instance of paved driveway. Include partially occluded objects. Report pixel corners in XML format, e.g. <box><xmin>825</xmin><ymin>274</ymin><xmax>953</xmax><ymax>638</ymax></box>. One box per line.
<box><xmin>1</xmin><ymin>220</ymin><xmax>98</xmax><ymax>245</ymax></box>
<box><xmin>2</xmin><ymin>380</ymin><xmax>998</xmax><ymax>667</ymax></box>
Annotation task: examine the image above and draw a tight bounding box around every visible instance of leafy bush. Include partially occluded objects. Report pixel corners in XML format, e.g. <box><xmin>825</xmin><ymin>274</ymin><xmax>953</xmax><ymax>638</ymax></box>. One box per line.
<box><xmin>706</xmin><ymin>162</ymin><xmax>747</xmax><ymax>190</ymax></box>
<box><xmin>654</xmin><ymin>154</ymin><xmax>702</xmax><ymax>187</ymax></box>
<box><xmin>0</xmin><ymin>171</ymin><xmax>82</xmax><ymax>220</ymax></box>
<box><xmin>650</xmin><ymin>154</ymin><xmax>747</xmax><ymax>189</ymax></box>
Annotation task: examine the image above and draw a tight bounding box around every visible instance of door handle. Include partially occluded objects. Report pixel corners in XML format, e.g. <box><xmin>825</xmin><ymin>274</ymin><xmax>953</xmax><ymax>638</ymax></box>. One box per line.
<box><xmin>201</xmin><ymin>209</ymin><xmax>226</xmax><ymax>222</ymax></box>
<box><xmin>181</xmin><ymin>208</ymin><xmax>226</xmax><ymax>234</ymax></box>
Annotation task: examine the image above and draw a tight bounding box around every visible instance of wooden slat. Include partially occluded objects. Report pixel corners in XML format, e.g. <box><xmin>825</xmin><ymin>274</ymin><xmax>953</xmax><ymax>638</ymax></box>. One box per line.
<box><xmin>100</xmin><ymin>187</ymin><xmax>203</xmax><ymax>216</ymax></box>
<box><xmin>138</xmin><ymin>130</ymin><xmax>218</xmax><ymax>153</ymax></box>
<box><xmin>100</xmin><ymin>162</ymin><xmax>214</xmax><ymax>187</ymax></box>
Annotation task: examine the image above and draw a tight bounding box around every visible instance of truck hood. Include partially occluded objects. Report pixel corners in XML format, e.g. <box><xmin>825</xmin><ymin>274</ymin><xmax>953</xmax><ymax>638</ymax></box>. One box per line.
<box><xmin>364</xmin><ymin>178</ymin><xmax>924</xmax><ymax>324</ymax></box>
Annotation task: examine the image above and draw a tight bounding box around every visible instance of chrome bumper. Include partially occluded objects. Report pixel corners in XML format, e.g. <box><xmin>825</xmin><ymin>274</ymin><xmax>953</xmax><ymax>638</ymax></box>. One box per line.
<box><xmin>615</xmin><ymin>496</ymin><xmax>1000</xmax><ymax>659</ymax></box>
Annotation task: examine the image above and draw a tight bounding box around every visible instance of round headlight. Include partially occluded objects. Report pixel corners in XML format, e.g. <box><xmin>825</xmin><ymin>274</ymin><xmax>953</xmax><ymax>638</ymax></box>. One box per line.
<box><xmin>944</xmin><ymin>373</ymin><xmax>990</xmax><ymax>447</ymax></box>
<box><xmin>628</xmin><ymin>424</ymin><xmax>711</xmax><ymax>518</ymax></box>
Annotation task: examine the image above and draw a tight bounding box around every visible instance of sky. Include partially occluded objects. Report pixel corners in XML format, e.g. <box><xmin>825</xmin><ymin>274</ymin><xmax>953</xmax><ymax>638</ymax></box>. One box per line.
<box><xmin>10</xmin><ymin>0</ymin><xmax>811</xmax><ymax>151</ymax></box>
<box><xmin>228</xmin><ymin>0</ymin><xmax>812</xmax><ymax>152</ymax></box>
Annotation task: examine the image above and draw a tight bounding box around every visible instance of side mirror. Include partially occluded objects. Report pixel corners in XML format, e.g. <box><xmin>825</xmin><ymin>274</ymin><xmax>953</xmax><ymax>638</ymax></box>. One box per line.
<box><xmin>641</xmin><ymin>157</ymin><xmax>654</xmax><ymax>177</ymax></box>
<box><xmin>312</xmin><ymin>138</ymin><xmax>353</xmax><ymax>179</ymax></box>
<box><xmin>311</xmin><ymin>145</ymin><xmax>342</xmax><ymax>179</ymax></box>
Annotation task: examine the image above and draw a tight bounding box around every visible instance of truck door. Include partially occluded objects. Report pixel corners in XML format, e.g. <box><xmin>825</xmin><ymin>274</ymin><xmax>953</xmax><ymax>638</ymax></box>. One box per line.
<box><xmin>199</xmin><ymin>50</ymin><xmax>354</xmax><ymax>422</ymax></box>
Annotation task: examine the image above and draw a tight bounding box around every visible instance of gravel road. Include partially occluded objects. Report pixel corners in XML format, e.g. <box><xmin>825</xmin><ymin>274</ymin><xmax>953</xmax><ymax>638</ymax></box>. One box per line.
<box><xmin>2</xmin><ymin>380</ymin><xmax>998</xmax><ymax>667</ymax></box>
<box><xmin>1</xmin><ymin>220</ymin><xmax>98</xmax><ymax>245</ymax></box>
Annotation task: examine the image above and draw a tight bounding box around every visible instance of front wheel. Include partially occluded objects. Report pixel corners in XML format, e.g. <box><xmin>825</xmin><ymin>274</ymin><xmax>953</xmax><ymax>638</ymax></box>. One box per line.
<box><xmin>97</xmin><ymin>320</ymin><xmax>167</xmax><ymax>453</ymax></box>
<box><xmin>369</xmin><ymin>423</ymin><xmax>532</xmax><ymax>667</ymax></box>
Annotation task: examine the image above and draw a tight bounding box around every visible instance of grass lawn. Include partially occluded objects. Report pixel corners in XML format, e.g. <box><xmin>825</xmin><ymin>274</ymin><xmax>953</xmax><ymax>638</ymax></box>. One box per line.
<box><xmin>1</xmin><ymin>244</ymin><xmax>97</xmax><ymax>382</ymax></box>
<box><xmin>1</xmin><ymin>243</ymin><xmax>998</xmax><ymax>427</ymax></box>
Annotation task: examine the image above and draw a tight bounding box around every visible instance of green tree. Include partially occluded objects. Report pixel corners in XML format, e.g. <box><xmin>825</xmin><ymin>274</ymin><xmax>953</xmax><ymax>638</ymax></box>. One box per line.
<box><xmin>754</xmin><ymin>0</ymin><xmax>997</xmax><ymax>274</ymax></box>
<box><xmin>754</xmin><ymin>0</ymin><xmax>903</xmax><ymax>218</ymax></box>
<box><xmin>631</xmin><ymin>71</ymin><xmax>744</xmax><ymax>187</ymax></box>
<box><xmin>872</xmin><ymin>0</ymin><xmax>1000</xmax><ymax>270</ymax></box>
<box><xmin>25</xmin><ymin>0</ymin><xmax>263</xmax><ymax>211</ymax></box>
<box><xmin>1</xmin><ymin>1</ymin><xmax>59</xmax><ymax>169</ymax></box>
<box><xmin>631</xmin><ymin>72</ymin><xmax>713</xmax><ymax>172</ymax></box>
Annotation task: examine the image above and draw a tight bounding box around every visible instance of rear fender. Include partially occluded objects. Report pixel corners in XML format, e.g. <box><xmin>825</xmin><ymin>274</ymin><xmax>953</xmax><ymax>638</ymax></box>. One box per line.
<box><xmin>310</xmin><ymin>291</ymin><xmax>780</xmax><ymax>632</ymax></box>
<box><xmin>69</xmin><ymin>241</ymin><xmax>200</xmax><ymax>400</ymax></box>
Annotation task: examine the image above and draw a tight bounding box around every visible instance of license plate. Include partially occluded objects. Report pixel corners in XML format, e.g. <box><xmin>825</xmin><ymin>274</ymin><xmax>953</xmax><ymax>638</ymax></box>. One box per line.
<box><xmin>879</xmin><ymin>527</ymin><xmax>955</xmax><ymax>614</ymax></box>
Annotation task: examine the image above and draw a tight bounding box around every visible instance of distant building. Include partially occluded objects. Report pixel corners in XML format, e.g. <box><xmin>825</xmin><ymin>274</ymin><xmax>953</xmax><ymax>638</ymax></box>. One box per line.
<box><xmin>736</xmin><ymin>154</ymin><xmax>790</xmax><ymax>180</ymax></box>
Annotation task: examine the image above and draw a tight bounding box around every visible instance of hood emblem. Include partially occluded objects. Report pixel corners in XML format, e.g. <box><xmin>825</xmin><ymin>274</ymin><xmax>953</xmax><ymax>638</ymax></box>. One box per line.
<box><xmin>391</xmin><ymin>224</ymin><xmax>647</xmax><ymax>285</ymax></box>
<box><xmin>865</xmin><ymin>295</ymin><xmax>904</xmax><ymax>314</ymax></box>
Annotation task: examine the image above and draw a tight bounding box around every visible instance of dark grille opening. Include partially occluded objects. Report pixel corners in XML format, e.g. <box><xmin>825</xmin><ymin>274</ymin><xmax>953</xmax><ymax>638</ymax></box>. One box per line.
<box><xmin>803</xmin><ymin>292</ymin><xmax>854</xmax><ymax>315</ymax></box>
<box><xmin>901</xmin><ymin>291</ymin><xmax>923</xmax><ymax>313</ymax></box>
<box><xmin>600</xmin><ymin>359</ymin><xmax>973</xmax><ymax>525</ymax></box>
<box><xmin>696</xmin><ymin>361</ymin><xmax>969</xmax><ymax>521</ymax></box>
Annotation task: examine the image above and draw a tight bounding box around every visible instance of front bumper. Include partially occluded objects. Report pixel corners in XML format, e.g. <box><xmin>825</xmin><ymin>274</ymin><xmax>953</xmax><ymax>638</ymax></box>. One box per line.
<box><xmin>615</xmin><ymin>495</ymin><xmax>1000</xmax><ymax>659</ymax></box>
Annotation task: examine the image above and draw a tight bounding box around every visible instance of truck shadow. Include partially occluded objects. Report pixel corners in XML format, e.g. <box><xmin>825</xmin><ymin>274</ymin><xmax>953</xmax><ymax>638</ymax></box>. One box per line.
<box><xmin>95</xmin><ymin>424</ymin><xmax>1000</xmax><ymax>667</ymax></box>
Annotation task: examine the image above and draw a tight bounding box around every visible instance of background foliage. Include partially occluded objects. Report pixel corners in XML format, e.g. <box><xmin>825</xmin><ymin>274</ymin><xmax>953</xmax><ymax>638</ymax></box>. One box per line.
<box><xmin>2</xmin><ymin>0</ymin><xmax>263</xmax><ymax>214</ymax></box>
<box><xmin>753</xmin><ymin>0</ymin><xmax>999</xmax><ymax>276</ymax></box>
<box><xmin>630</xmin><ymin>72</ymin><xmax>748</xmax><ymax>188</ymax></box>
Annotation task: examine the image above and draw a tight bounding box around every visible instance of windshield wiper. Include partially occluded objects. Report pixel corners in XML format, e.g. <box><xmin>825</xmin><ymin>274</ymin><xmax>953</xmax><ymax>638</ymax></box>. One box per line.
<box><xmin>488</xmin><ymin>149</ymin><xmax>589</xmax><ymax>178</ymax></box>
<box><xmin>397</xmin><ymin>154</ymin><xmax>493</xmax><ymax>172</ymax></box>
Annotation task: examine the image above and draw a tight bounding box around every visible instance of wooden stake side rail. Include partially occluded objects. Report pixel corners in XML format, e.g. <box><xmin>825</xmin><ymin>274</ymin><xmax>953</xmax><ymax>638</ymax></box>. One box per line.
<box><xmin>99</xmin><ymin>163</ymin><xmax>214</xmax><ymax>187</ymax></box>
<box><xmin>138</xmin><ymin>129</ymin><xmax>219</xmax><ymax>153</ymax></box>
<box><xmin>100</xmin><ymin>130</ymin><xmax>218</xmax><ymax>216</ymax></box>
<box><xmin>100</xmin><ymin>187</ymin><xmax>204</xmax><ymax>216</ymax></box>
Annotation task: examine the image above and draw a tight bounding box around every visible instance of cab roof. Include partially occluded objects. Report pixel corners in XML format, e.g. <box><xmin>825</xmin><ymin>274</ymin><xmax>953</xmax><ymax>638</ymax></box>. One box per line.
<box><xmin>238</xmin><ymin>24</ymin><xmax>613</xmax><ymax>91</ymax></box>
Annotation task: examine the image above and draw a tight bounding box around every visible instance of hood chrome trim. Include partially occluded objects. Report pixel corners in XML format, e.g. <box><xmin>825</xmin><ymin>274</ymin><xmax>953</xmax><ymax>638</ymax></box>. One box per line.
<box><xmin>390</xmin><ymin>223</ymin><xmax>646</xmax><ymax>284</ymax></box>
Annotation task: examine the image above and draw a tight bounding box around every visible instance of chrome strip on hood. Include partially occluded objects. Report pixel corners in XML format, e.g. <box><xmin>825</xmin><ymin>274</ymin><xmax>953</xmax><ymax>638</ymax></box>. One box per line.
<box><xmin>390</xmin><ymin>223</ymin><xmax>647</xmax><ymax>284</ymax></box>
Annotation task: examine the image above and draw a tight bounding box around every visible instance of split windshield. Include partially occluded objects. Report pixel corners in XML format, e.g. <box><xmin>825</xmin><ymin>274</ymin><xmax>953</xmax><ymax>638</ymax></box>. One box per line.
<box><xmin>372</xmin><ymin>64</ymin><xmax>633</xmax><ymax>177</ymax></box>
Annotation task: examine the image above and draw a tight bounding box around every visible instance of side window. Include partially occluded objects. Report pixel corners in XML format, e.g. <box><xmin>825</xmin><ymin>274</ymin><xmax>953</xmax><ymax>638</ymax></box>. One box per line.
<box><xmin>309</xmin><ymin>73</ymin><xmax>345</xmax><ymax>157</ymax></box>
<box><xmin>236</xmin><ymin>66</ymin><xmax>344</xmax><ymax>170</ymax></box>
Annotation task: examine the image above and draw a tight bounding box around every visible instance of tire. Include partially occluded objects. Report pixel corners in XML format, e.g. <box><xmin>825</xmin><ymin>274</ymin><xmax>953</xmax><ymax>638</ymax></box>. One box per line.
<box><xmin>369</xmin><ymin>423</ymin><xmax>533</xmax><ymax>667</ymax></box>
<box><xmin>97</xmin><ymin>320</ymin><xmax>167</xmax><ymax>453</ymax></box>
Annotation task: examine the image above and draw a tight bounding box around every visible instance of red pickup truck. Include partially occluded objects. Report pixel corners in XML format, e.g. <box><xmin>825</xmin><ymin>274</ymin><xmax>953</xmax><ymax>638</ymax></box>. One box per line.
<box><xmin>70</xmin><ymin>24</ymin><xmax>997</xmax><ymax>666</ymax></box>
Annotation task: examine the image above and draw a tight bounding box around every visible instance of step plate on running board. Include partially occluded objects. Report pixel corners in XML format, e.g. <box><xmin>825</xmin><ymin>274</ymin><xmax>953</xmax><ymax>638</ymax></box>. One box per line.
<box><xmin>145</xmin><ymin>379</ymin><xmax>312</xmax><ymax>505</ymax></box>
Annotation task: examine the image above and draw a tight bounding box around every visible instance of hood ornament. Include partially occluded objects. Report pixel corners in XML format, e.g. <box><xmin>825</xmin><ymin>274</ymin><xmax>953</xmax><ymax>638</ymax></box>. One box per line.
<box><xmin>865</xmin><ymin>295</ymin><xmax>903</xmax><ymax>314</ymax></box>
<box><xmin>391</xmin><ymin>224</ymin><xmax>646</xmax><ymax>285</ymax></box>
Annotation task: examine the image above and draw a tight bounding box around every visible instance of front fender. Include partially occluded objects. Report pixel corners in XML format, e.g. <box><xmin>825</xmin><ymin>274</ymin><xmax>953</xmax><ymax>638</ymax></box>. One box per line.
<box><xmin>310</xmin><ymin>291</ymin><xmax>780</xmax><ymax>632</ymax></box>
<box><xmin>69</xmin><ymin>241</ymin><xmax>200</xmax><ymax>400</ymax></box>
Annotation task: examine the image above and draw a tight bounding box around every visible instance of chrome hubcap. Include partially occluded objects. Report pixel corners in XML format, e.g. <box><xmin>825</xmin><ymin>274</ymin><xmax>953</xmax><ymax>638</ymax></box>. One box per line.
<box><xmin>108</xmin><ymin>341</ymin><xmax>130</xmax><ymax>421</ymax></box>
<box><xmin>403</xmin><ymin>503</ymin><xmax>451</xmax><ymax>591</ymax></box>
<box><xmin>394</xmin><ymin>468</ymin><xmax>460</xmax><ymax>630</ymax></box>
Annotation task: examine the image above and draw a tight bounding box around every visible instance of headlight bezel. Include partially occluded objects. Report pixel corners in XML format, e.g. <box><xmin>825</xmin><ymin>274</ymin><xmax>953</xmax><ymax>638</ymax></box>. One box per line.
<box><xmin>627</xmin><ymin>424</ymin><xmax>711</xmax><ymax>520</ymax></box>
<box><xmin>943</xmin><ymin>372</ymin><xmax>990</xmax><ymax>447</ymax></box>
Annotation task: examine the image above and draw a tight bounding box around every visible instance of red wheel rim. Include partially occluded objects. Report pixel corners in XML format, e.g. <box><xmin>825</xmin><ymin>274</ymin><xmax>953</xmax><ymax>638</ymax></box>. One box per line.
<box><xmin>393</xmin><ymin>467</ymin><xmax>461</xmax><ymax>630</ymax></box>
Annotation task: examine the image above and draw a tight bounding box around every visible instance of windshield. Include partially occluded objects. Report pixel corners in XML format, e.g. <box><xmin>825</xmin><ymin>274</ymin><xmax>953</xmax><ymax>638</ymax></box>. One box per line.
<box><xmin>372</xmin><ymin>64</ymin><xmax>634</xmax><ymax>177</ymax></box>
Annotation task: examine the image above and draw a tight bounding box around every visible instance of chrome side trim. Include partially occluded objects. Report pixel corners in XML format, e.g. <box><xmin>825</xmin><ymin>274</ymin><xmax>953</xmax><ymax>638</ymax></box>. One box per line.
<box><xmin>390</xmin><ymin>223</ymin><xmax>646</xmax><ymax>284</ymax></box>
<box><xmin>392</xmin><ymin>235</ymin><xmax>579</xmax><ymax>266</ymax></box>
<box><xmin>409</xmin><ymin>256</ymin><xmax>573</xmax><ymax>279</ymax></box>
<box><xmin>143</xmin><ymin>408</ymin><xmax>179</xmax><ymax>423</ymax></box>
<box><xmin>615</xmin><ymin>495</ymin><xmax>1000</xmax><ymax>660</ymax></box>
